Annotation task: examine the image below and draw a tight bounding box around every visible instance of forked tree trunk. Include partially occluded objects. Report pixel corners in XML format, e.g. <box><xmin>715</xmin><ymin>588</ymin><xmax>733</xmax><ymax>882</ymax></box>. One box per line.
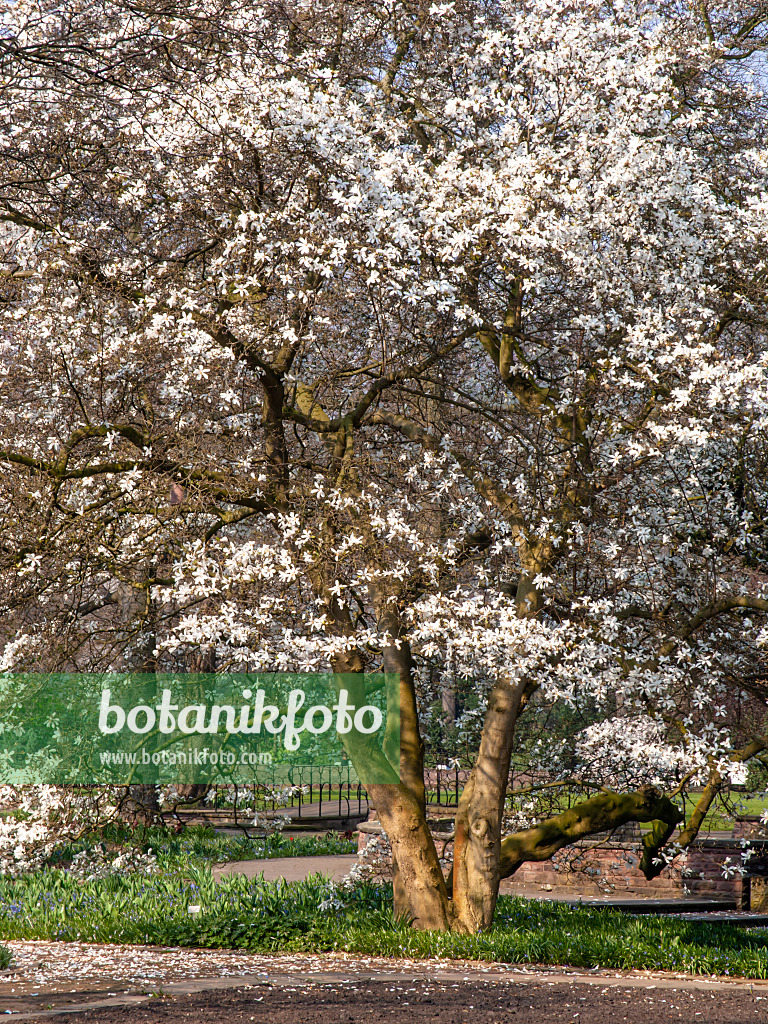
<box><xmin>330</xmin><ymin>576</ymin><xmax>689</xmax><ymax>933</ymax></box>
<box><xmin>337</xmin><ymin>644</ymin><xmax>689</xmax><ymax>932</ymax></box>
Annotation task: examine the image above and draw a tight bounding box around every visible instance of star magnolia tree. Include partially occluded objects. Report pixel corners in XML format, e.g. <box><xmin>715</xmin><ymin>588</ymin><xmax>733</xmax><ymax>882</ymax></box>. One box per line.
<box><xmin>1</xmin><ymin>0</ymin><xmax>768</xmax><ymax>930</ymax></box>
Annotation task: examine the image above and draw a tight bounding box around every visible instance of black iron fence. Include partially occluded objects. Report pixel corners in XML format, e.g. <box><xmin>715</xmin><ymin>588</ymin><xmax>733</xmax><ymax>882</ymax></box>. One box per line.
<box><xmin>424</xmin><ymin>760</ymin><xmax>469</xmax><ymax>807</ymax></box>
<box><xmin>204</xmin><ymin>763</ymin><xmax>368</xmax><ymax>821</ymax></box>
<box><xmin>181</xmin><ymin>761</ymin><xmax>470</xmax><ymax>823</ymax></box>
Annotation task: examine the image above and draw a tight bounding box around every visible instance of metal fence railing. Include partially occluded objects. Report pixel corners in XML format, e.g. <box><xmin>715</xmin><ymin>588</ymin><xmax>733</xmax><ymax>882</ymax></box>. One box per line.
<box><xmin>204</xmin><ymin>763</ymin><xmax>368</xmax><ymax>821</ymax></box>
<box><xmin>424</xmin><ymin>761</ymin><xmax>470</xmax><ymax>807</ymax></box>
<box><xmin>174</xmin><ymin>761</ymin><xmax>470</xmax><ymax>823</ymax></box>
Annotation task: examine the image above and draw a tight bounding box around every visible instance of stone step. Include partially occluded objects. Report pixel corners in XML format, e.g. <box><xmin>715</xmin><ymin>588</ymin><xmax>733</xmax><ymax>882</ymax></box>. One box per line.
<box><xmin>563</xmin><ymin>896</ymin><xmax>739</xmax><ymax>914</ymax></box>
<box><xmin>672</xmin><ymin>912</ymin><xmax>768</xmax><ymax>927</ymax></box>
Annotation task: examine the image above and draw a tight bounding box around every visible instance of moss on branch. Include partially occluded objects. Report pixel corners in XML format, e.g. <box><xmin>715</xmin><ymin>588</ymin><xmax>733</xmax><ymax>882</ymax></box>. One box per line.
<box><xmin>499</xmin><ymin>786</ymin><xmax>684</xmax><ymax>880</ymax></box>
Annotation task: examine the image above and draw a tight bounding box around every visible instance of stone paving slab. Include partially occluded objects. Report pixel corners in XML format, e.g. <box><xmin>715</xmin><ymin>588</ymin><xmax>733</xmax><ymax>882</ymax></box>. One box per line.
<box><xmin>670</xmin><ymin>912</ymin><xmax>768</xmax><ymax>927</ymax></box>
<box><xmin>571</xmin><ymin>897</ymin><xmax>738</xmax><ymax>913</ymax></box>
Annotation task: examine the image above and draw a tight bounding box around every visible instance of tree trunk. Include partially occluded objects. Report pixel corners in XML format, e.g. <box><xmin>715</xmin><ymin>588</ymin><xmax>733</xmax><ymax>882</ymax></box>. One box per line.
<box><xmin>365</xmin><ymin>781</ymin><xmax>454</xmax><ymax>929</ymax></box>
<box><xmin>373</xmin><ymin>600</ymin><xmax>431</xmax><ymax>920</ymax></box>
<box><xmin>452</xmin><ymin>676</ymin><xmax>526</xmax><ymax>932</ymax></box>
<box><xmin>332</xmin><ymin>611</ymin><xmax>454</xmax><ymax>929</ymax></box>
<box><xmin>123</xmin><ymin>784</ymin><xmax>162</xmax><ymax>824</ymax></box>
<box><xmin>123</xmin><ymin>568</ymin><xmax>161</xmax><ymax>826</ymax></box>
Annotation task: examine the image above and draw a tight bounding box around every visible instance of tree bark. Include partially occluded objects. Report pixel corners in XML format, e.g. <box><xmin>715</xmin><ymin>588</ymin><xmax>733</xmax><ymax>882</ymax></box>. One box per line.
<box><xmin>348</xmin><ymin>595</ymin><xmax>443</xmax><ymax>925</ymax></box>
<box><xmin>452</xmin><ymin>676</ymin><xmax>526</xmax><ymax>932</ymax></box>
<box><xmin>382</xmin><ymin>631</ymin><xmax>426</xmax><ymax>917</ymax></box>
<box><xmin>330</xmin><ymin>658</ymin><xmax>452</xmax><ymax>929</ymax></box>
<box><xmin>365</xmin><ymin>781</ymin><xmax>453</xmax><ymax>930</ymax></box>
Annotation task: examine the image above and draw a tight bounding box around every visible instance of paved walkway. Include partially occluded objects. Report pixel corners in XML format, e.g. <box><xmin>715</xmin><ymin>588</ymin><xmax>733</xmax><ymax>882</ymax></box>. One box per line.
<box><xmin>212</xmin><ymin>854</ymin><xmax>358</xmax><ymax>883</ymax></box>
<box><xmin>3</xmin><ymin>942</ymin><xmax>767</xmax><ymax>1019</ymax></box>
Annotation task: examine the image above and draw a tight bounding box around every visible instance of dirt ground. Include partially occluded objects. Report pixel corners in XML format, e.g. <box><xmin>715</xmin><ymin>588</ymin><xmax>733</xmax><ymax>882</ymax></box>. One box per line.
<box><xmin>29</xmin><ymin>978</ymin><xmax>768</xmax><ymax>1024</ymax></box>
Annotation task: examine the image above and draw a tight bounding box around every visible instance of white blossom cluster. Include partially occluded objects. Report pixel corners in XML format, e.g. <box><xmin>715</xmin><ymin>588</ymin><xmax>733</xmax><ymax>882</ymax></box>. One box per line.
<box><xmin>67</xmin><ymin>845</ymin><xmax>159</xmax><ymax>882</ymax></box>
<box><xmin>0</xmin><ymin>786</ymin><xmax>122</xmax><ymax>876</ymax></box>
<box><xmin>0</xmin><ymin>0</ymin><xmax>766</xmax><ymax>859</ymax></box>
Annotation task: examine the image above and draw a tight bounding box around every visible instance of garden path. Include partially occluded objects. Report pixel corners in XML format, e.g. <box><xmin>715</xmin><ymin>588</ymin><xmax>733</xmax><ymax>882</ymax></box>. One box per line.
<box><xmin>212</xmin><ymin>855</ymin><xmax>357</xmax><ymax>883</ymax></box>
<box><xmin>3</xmin><ymin>942</ymin><xmax>768</xmax><ymax>1020</ymax></box>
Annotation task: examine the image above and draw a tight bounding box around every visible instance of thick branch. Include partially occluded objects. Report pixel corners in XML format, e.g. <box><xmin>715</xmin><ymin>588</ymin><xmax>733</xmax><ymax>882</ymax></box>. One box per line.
<box><xmin>498</xmin><ymin>786</ymin><xmax>684</xmax><ymax>880</ymax></box>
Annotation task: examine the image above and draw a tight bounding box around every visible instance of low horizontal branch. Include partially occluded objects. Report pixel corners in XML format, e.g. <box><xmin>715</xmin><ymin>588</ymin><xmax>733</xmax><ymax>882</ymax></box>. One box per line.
<box><xmin>499</xmin><ymin>786</ymin><xmax>684</xmax><ymax>880</ymax></box>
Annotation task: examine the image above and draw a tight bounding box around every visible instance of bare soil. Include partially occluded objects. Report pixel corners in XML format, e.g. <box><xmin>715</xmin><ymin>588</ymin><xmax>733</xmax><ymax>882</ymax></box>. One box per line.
<box><xmin>34</xmin><ymin>978</ymin><xmax>768</xmax><ymax>1024</ymax></box>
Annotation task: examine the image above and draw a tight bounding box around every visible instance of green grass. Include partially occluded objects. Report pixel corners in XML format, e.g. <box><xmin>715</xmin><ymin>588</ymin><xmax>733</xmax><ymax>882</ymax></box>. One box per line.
<box><xmin>45</xmin><ymin>823</ymin><xmax>356</xmax><ymax>871</ymax></box>
<box><xmin>0</xmin><ymin>943</ymin><xmax>10</xmax><ymax>969</ymax></box>
<box><xmin>0</xmin><ymin>869</ymin><xmax>766</xmax><ymax>979</ymax></box>
<box><xmin>501</xmin><ymin>789</ymin><xmax>768</xmax><ymax>836</ymax></box>
<box><xmin>678</xmin><ymin>793</ymin><xmax>768</xmax><ymax>834</ymax></box>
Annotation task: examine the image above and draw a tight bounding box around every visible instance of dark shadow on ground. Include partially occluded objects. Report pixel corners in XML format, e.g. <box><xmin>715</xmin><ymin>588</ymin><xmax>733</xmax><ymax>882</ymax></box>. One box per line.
<box><xmin>38</xmin><ymin>978</ymin><xmax>768</xmax><ymax>1024</ymax></box>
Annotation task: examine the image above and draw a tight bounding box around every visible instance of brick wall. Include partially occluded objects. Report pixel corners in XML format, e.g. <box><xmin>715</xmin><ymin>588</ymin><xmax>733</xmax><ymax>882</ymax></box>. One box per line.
<box><xmin>505</xmin><ymin>840</ymin><xmax>747</xmax><ymax>899</ymax></box>
<box><xmin>358</xmin><ymin>818</ymin><xmax>768</xmax><ymax>900</ymax></box>
<box><xmin>358</xmin><ymin>821</ymin><xmax>759</xmax><ymax>899</ymax></box>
